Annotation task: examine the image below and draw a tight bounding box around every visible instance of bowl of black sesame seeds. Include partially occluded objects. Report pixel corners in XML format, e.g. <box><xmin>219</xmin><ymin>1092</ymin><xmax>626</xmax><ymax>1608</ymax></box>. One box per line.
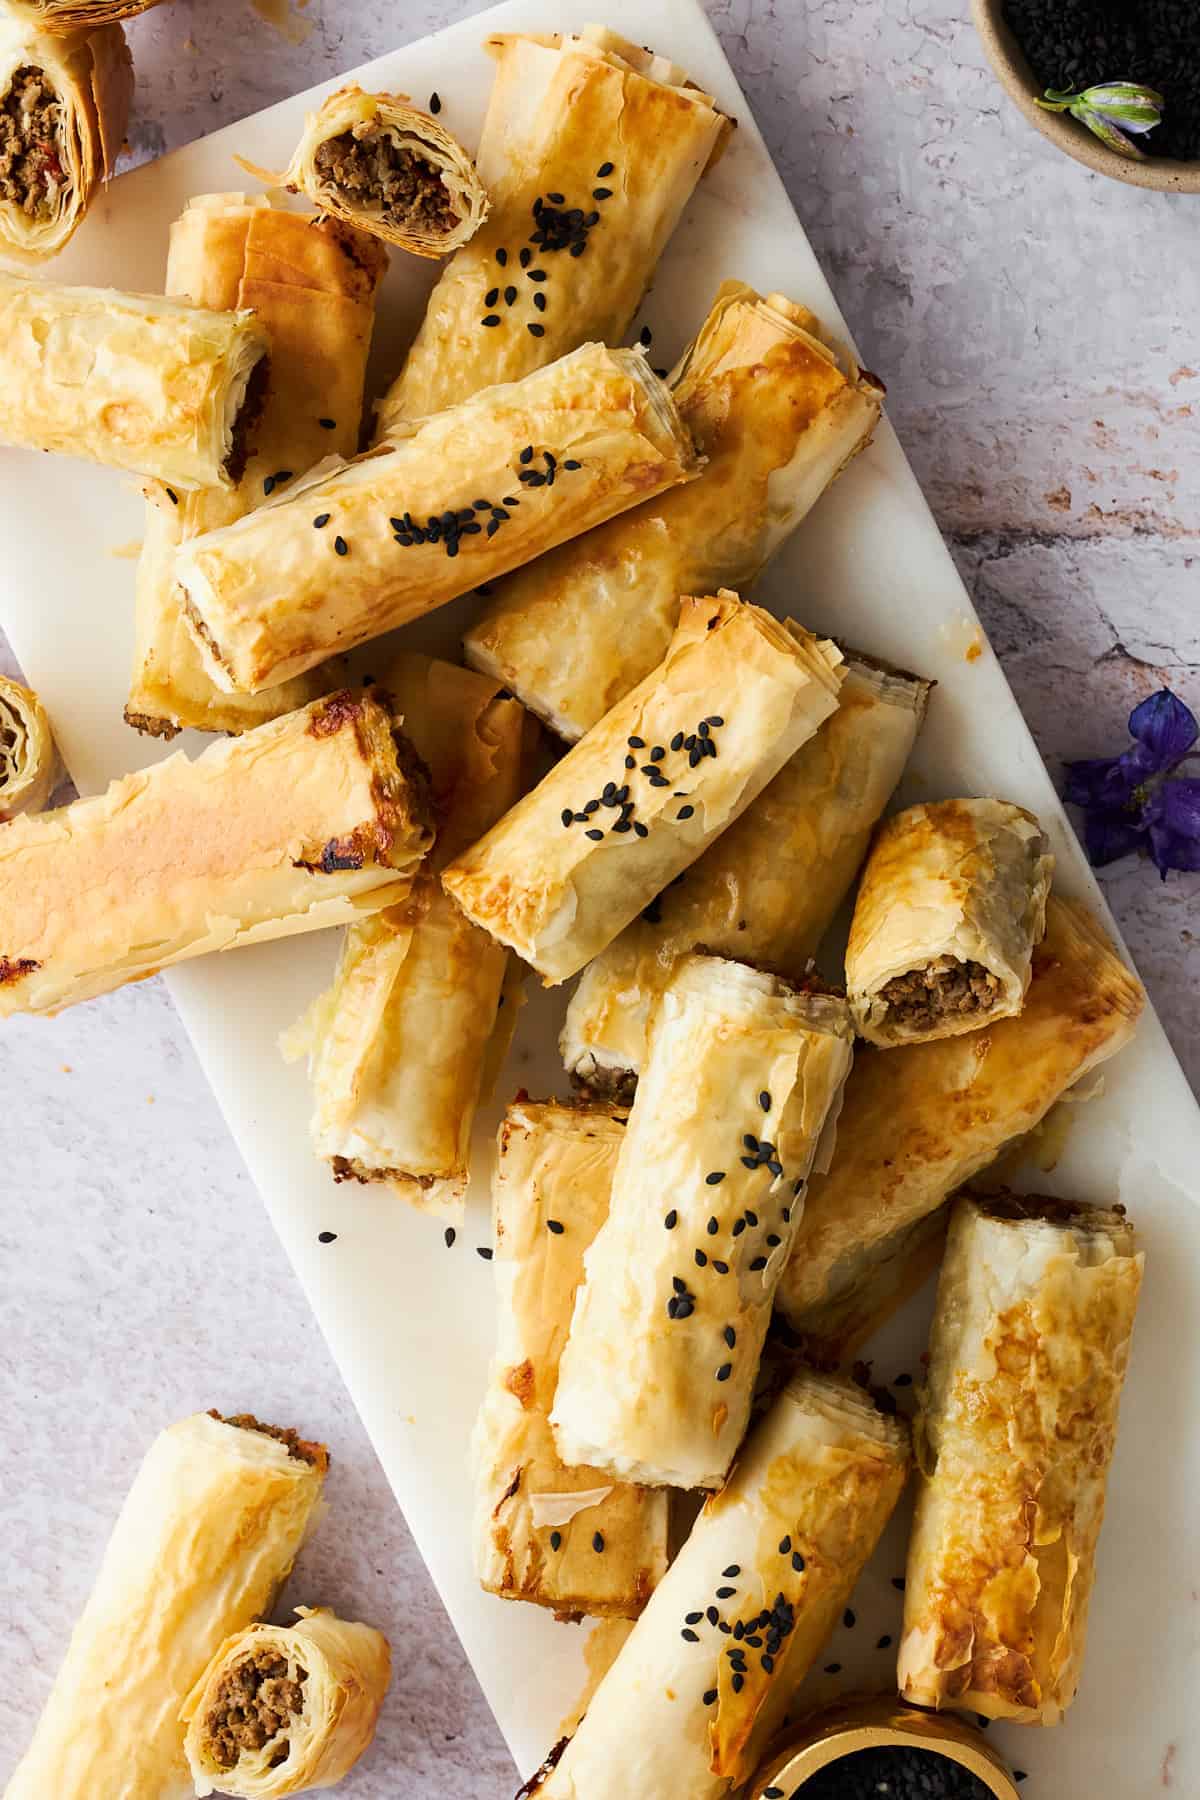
<box><xmin>972</xmin><ymin>0</ymin><xmax>1200</xmax><ymax>191</ymax></box>
<box><xmin>747</xmin><ymin>1697</ymin><xmax>1021</xmax><ymax>1800</ymax></box>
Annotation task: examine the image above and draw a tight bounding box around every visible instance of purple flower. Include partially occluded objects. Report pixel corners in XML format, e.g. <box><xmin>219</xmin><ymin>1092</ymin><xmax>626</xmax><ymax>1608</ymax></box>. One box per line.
<box><xmin>1063</xmin><ymin>689</ymin><xmax>1200</xmax><ymax>879</ymax></box>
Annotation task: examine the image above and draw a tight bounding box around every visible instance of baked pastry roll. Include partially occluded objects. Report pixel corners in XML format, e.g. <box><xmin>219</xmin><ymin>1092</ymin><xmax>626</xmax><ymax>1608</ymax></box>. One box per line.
<box><xmin>898</xmin><ymin>1192</ymin><xmax>1143</xmax><ymax>1725</ymax></box>
<box><xmin>176</xmin><ymin>342</ymin><xmax>699</xmax><ymax>695</ymax></box>
<box><xmin>0</xmin><ymin>268</ymin><xmax>270</xmax><ymax>488</ymax></box>
<box><xmin>846</xmin><ymin>797</ymin><xmax>1054</xmax><ymax>1047</ymax></box>
<box><xmin>375</xmin><ymin>25</ymin><xmax>729</xmax><ymax>429</ymax></box>
<box><xmin>0</xmin><ymin>674</ymin><xmax>61</xmax><ymax>819</ymax></box>
<box><xmin>464</xmin><ymin>284</ymin><xmax>884</xmax><ymax>739</ymax></box>
<box><xmin>6</xmin><ymin>1</ymin><xmax>165</xmax><ymax>26</ymax></box>
<box><xmin>562</xmin><ymin>650</ymin><xmax>930</xmax><ymax>1089</ymax></box>
<box><xmin>775</xmin><ymin>896</ymin><xmax>1144</xmax><ymax>1341</ymax></box>
<box><xmin>0</xmin><ymin>13</ymin><xmax>131</xmax><ymax>260</ymax></box>
<box><xmin>282</xmin><ymin>656</ymin><xmax>527</xmax><ymax>1216</ymax></box>
<box><xmin>472</xmin><ymin>1098</ymin><xmax>670</xmax><ymax>1619</ymax></box>
<box><xmin>5</xmin><ymin>1412</ymin><xmax>328</xmax><ymax>1800</ymax></box>
<box><xmin>182</xmin><ymin>1606</ymin><xmax>391</xmax><ymax>1797</ymax></box>
<box><xmin>552</xmin><ymin>956</ymin><xmax>854</xmax><ymax>1490</ymax></box>
<box><xmin>526</xmin><ymin>1372</ymin><xmax>909</xmax><ymax>1799</ymax></box>
<box><xmin>443</xmin><ymin>596</ymin><xmax>844</xmax><ymax>986</ymax></box>
<box><xmin>775</xmin><ymin>1205</ymin><xmax>951</xmax><ymax>1371</ymax></box>
<box><xmin>126</xmin><ymin>193</ymin><xmax>387</xmax><ymax>739</ymax></box>
<box><xmin>279</xmin><ymin>84</ymin><xmax>488</xmax><ymax>257</ymax></box>
<box><xmin>0</xmin><ymin>688</ymin><xmax>433</xmax><ymax>1017</ymax></box>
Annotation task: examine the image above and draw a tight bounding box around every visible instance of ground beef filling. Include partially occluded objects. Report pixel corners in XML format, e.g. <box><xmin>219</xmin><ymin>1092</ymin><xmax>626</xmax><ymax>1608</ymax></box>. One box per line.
<box><xmin>314</xmin><ymin>127</ymin><xmax>459</xmax><ymax>234</ymax></box>
<box><xmin>0</xmin><ymin>67</ymin><xmax>64</xmax><ymax>218</ymax></box>
<box><xmin>879</xmin><ymin>954</ymin><xmax>1000</xmax><ymax>1031</ymax></box>
<box><xmin>213</xmin><ymin>1410</ymin><xmax>326</xmax><ymax>1469</ymax></box>
<box><xmin>205</xmin><ymin>1649</ymin><xmax>308</xmax><ymax>1770</ymax></box>
<box><xmin>224</xmin><ymin>351</ymin><xmax>270</xmax><ymax>485</ymax></box>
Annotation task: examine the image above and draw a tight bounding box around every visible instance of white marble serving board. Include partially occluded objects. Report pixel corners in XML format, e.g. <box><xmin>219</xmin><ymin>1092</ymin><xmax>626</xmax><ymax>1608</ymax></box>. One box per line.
<box><xmin>2</xmin><ymin>0</ymin><xmax>1198</xmax><ymax>1791</ymax></box>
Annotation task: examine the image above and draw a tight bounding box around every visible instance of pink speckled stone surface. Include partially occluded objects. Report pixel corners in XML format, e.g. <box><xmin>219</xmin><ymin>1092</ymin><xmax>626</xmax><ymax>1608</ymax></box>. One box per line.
<box><xmin>1</xmin><ymin>3</ymin><xmax>1196</xmax><ymax>1796</ymax></box>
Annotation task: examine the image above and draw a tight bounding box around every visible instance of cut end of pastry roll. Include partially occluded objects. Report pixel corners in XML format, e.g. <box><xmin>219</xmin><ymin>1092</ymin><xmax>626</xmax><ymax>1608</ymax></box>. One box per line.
<box><xmin>0</xmin><ymin>675</ymin><xmax>62</xmax><ymax>820</ymax></box>
<box><xmin>847</xmin><ymin>797</ymin><xmax>1054</xmax><ymax>1047</ymax></box>
<box><xmin>283</xmin><ymin>83</ymin><xmax>488</xmax><ymax>257</ymax></box>
<box><xmin>183</xmin><ymin>1606</ymin><xmax>391</xmax><ymax>1798</ymax></box>
<box><xmin>6</xmin><ymin>1</ymin><xmax>165</xmax><ymax>27</ymax></box>
<box><xmin>0</xmin><ymin>18</ymin><xmax>132</xmax><ymax>260</ymax></box>
<box><xmin>898</xmin><ymin>1190</ymin><xmax>1143</xmax><ymax>1725</ymax></box>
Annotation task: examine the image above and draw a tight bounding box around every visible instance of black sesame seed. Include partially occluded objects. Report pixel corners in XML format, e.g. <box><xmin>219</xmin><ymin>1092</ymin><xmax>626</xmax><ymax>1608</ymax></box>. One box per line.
<box><xmin>593</xmin><ymin>186</ymin><xmax>613</xmax><ymax>199</ymax></box>
<box><xmin>633</xmin><ymin>821</ymin><xmax>649</xmax><ymax>837</ymax></box>
<box><xmin>550</xmin><ymin>1530</ymin><xmax>561</xmax><ymax>1550</ymax></box>
<box><xmin>429</xmin><ymin>91</ymin><xmax>441</xmax><ymax>113</ymax></box>
<box><xmin>685</xmin><ymin>1610</ymin><xmax>703</xmax><ymax>1624</ymax></box>
<box><xmin>733</xmin><ymin>1621</ymin><xmax>745</xmax><ymax>1640</ymax></box>
<box><xmin>312</xmin><ymin>513</ymin><xmax>330</xmax><ymax>529</ymax></box>
<box><xmin>732</xmin><ymin>1218</ymin><xmax>747</xmax><ymax>1237</ymax></box>
<box><xmin>749</xmin><ymin>1255</ymin><xmax>768</xmax><ymax>1271</ymax></box>
<box><xmin>519</xmin><ymin>247</ymin><xmax>531</xmax><ymax>267</ymax></box>
<box><xmin>892</xmin><ymin>1577</ymin><xmax>906</xmax><ymax>1591</ymax></box>
<box><xmin>705</xmin><ymin>1173</ymin><xmax>725</xmax><ymax>1188</ymax></box>
<box><xmin>485</xmin><ymin>287</ymin><xmax>500</xmax><ymax>306</ymax></box>
<box><xmin>496</xmin><ymin>247</ymin><xmax>508</xmax><ymax>266</ymax></box>
<box><xmin>563</xmin><ymin>458</ymin><xmax>581</xmax><ymax>470</ymax></box>
<box><xmin>527</xmin><ymin>322</ymin><xmax>546</xmax><ymax>337</ymax></box>
<box><xmin>533</xmin><ymin>290</ymin><xmax>547</xmax><ymax>312</ymax></box>
<box><xmin>876</xmin><ymin>1634</ymin><xmax>893</xmax><ymax>1650</ymax></box>
<box><xmin>546</xmin><ymin>1218</ymin><xmax>565</xmax><ymax>1234</ymax></box>
<box><xmin>334</xmin><ymin>536</ymin><xmax>348</xmax><ymax>556</ymax></box>
<box><xmin>664</xmin><ymin>1209</ymin><xmax>678</xmax><ymax>1230</ymax></box>
<box><xmin>743</xmin><ymin>1134</ymin><xmax>759</xmax><ymax>1151</ymax></box>
<box><xmin>706</xmin><ymin>1605</ymin><xmax>719</xmax><ymax>1626</ymax></box>
<box><xmin>824</xmin><ymin>1663</ymin><xmax>841</xmax><ymax>1675</ymax></box>
<box><xmin>481</xmin><ymin>314</ymin><xmax>501</xmax><ymax>327</ymax></box>
<box><xmin>759</xmin><ymin>1090</ymin><xmax>772</xmax><ymax>1112</ymax></box>
<box><xmin>547</xmin><ymin>191</ymin><xmax>565</xmax><ymax>204</ymax></box>
<box><xmin>681</xmin><ymin>1627</ymin><xmax>699</xmax><ymax>1643</ymax></box>
<box><xmin>597</xmin><ymin>160</ymin><xmax>614</xmax><ymax>177</ymax></box>
<box><xmin>792</xmin><ymin>1552</ymin><xmax>805</xmax><ymax>1572</ymax></box>
<box><xmin>723</xmin><ymin>1565</ymin><xmax>740</xmax><ymax>1578</ymax></box>
<box><xmin>677</xmin><ymin>805</ymin><xmax>695</xmax><ymax>820</ymax></box>
<box><xmin>706</xmin><ymin>1217</ymin><xmax>719</xmax><ymax>1236</ymax></box>
<box><xmin>779</xmin><ymin>1536</ymin><xmax>791</xmax><ymax>1554</ymax></box>
<box><xmin>317</xmin><ymin>1230</ymin><xmax>337</xmax><ymax>1243</ymax></box>
<box><xmin>731</xmin><ymin>1673</ymin><xmax>744</xmax><ymax>1693</ymax></box>
<box><xmin>570</xmin><ymin>241</ymin><xmax>586</xmax><ymax>258</ymax></box>
<box><xmin>1015</xmin><ymin>1775</ymin><xmax>1028</xmax><ymax>1785</ymax></box>
<box><xmin>716</xmin><ymin>1362</ymin><xmax>732</xmax><ymax>1382</ymax></box>
<box><xmin>694</xmin><ymin>1249</ymin><xmax>707</xmax><ymax>1268</ymax></box>
<box><xmin>712</xmin><ymin>1260</ymin><xmax>729</xmax><ymax>1274</ymax></box>
<box><xmin>593</xmin><ymin>1531</ymin><xmax>605</xmax><ymax>1552</ymax></box>
<box><xmin>444</xmin><ymin>1227</ymin><xmax>456</xmax><ymax>1248</ymax></box>
<box><xmin>894</xmin><ymin>1372</ymin><xmax>913</xmax><ymax>1387</ymax></box>
<box><xmin>528</xmin><ymin>266</ymin><xmax>546</xmax><ymax>280</ymax></box>
<box><xmin>702</xmin><ymin>1687</ymin><xmax>718</xmax><ymax>1706</ymax></box>
<box><xmin>504</xmin><ymin>285</ymin><xmax>518</xmax><ymax>306</ymax></box>
<box><xmin>638</xmin><ymin>324</ymin><xmax>653</xmax><ymax>346</ymax></box>
<box><xmin>649</xmin><ymin>744</ymin><xmax>665</xmax><ymax>761</ymax></box>
<box><xmin>977</xmin><ymin>1716</ymin><xmax>990</xmax><ymax>1730</ymax></box>
<box><xmin>165</xmin><ymin>487</ymin><xmax>179</xmax><ymax>504</ymax></box>
<box><xmin>843</xmin><ymin>1608</ymin><xmax>856</xmax><ymax>1628</ymax></box>
<box><xmin>723</xmin><ymin>1326</ymin><xmax>736</xmax><ymax>1349</ymax></box>
<box><xmin>477</xmin><ymin>1246</ymin><xmax>493</xmax><ymax>1260</ymax></box>
<box><xmin>763</xmin><ymin>1785</ymin><xmax>783</xmax><ymax>1796</ymax></box>
<box><xmin>766</xmin><ymin>1234</ymin><xmax>781</xmax><ymax>1248</ymax></box>
<box><xmin>585</xmin><ymin>828</ymin><xmax>604</xmax><ymax>841</ymax></box>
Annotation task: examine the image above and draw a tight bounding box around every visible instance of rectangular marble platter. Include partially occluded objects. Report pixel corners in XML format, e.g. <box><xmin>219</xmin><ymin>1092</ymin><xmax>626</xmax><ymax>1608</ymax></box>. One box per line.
<box><xmin>2</xmin><ymin>0</ymin><xmax>1198</xmax><ymax>1791</ymax></box>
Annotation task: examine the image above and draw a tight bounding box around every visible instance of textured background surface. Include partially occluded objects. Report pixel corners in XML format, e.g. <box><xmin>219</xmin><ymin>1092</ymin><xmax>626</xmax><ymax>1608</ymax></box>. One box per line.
<box><xmin>2</xmin><ymin>1</ymin><xmax>1196</xmax><ymax>1794</ymax></box>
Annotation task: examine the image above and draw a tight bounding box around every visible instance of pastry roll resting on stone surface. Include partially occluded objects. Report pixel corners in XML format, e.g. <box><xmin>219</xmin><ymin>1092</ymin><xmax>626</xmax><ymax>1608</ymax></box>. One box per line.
<box><xmin>0</xmin><ymin>689</ymin><xmax>433</xmax><ymax>1017</ymax></box>
<box><xmin>471</xmin><ymin>1098</ymin><xmax>670</xmax><ymax>1618</ymax></box>
<box><xmin>552</xmin><ymin>954</ymin><xmax>854</xmax><ymax>1490</ymax></box>
<box><xmin>0</xmin><ymin>675</ymin><xmax>61</xmax><ymax>820</ymax></box>
<box><xmin>898</xmin><ymin>1192</ymin><xmax>1143</xmax><ymax>1725</ymax></box>
<box><xmin>5</xmin><ymin>1413</ymin><xmax>328</xmax><ymax>1800</ymax></box>
<box><xmin>524</xmin><ymin>1372</ymin><xmax>909</xmax><ymax>1800</ymax></box>
<box><xmin>846</xmin><ymin>796</ymin><xmax>1054</xmax><ymax>1048</ymax></box>
<box><xmin>443</xmin><ymin>595</ymin><xmax>844</xmax><ymax>985</ymax></box>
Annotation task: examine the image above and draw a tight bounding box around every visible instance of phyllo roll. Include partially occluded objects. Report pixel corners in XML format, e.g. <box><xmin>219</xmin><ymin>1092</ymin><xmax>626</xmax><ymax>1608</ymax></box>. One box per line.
<box><xmin>182</xmin><ymin>1606</ymin><xmax>391</xmax><ymax>1798</ymax></box>
<box><xmin>552</xmin><ymin>956</ymin><xmax>854</xmax><ymax>1490</ymax></box>
<box><xmin>775</xmin><ymin>896</ymin><xmax>1144</xmax><ymax>1342</ymax></box>
<box><xmin>176</xmin><ymin>342</ymin><xmax>699</xmax><ymax>696</ymax></box>
<box><xmin>282</xmin><ymin>656</ymin><xmax>527</xmax><ymax>1215</ymax></box>
<box><xmin>5</xmin><ymin>1412</ymin><xmax>328</xmax><ymax>1800</ymax></box>
<box><xmin>0</xmin><ymin>689</ymin><xmax>433</xmax><ymax>1017</ymax></box>
<box><xmin>846</xmin><ymin>797</ymin><xmax>1054</xmax><ymax>1047</ymax></box>
<box><xmin>472</xmin><ymin>1099</ymin><xmax>670</xmax><ymax>1619</ymax></box>
<box><xmin>0</xmin><ymin>269</ymin><xmax>270</xmax><ymax>488</ymax></box>
<box><xmin>280</xmin><ymin>83</ymin><xmax>488</xmax><ymax>257</ymax></box>
<box><xmin>0</xmin><ymin>674</ymin><xmax>61</xmax><ymax>820</ymax></box>
<box><xmin>0</xmin><ymin>13</ymin><xmax>131</xmax><ymax>260</ymax></box>
<box><xmin>527</xmin><ymin>1373</ymin><xmax>910</xmax><ymax>1799</ymax></box>
<box><xmin>375</xmin><ymin>25</ymin><xmax>729</xmax><ymax>428</ymax></box>
<box><xmin>563</xmin><ymin>650</ymin><xmax>930</xmax><ymax>1089</ymax></box>
<box><xmin>127</xmin><ymin>193</ymin><xmax>388</xmax><ymax>739</ymax></box>
<box><xmin>465</xmin><ymin>284</ymin><xmax>884</xmax><ymax>739</ymax></box>
<box><xmin>444</xmin><ymin>596</ymin><xmax>845</xmax><ymax>985</ymax></box>
<box><xmin>898</xmin><ymin>1192</ymin><xmax>1143</xmax><ymax>1725</ymax></box>
<box><xmin>7</xmin><ymin>1</ymin><xmax>165</xmax><ymax>26</ymax></box>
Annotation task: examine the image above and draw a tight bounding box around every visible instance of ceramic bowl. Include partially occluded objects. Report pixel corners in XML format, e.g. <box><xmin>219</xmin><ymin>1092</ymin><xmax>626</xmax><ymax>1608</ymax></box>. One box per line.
<box><xmin>746</xmin><ymin>1694</ymin><xmax>1021</xmax><ymax>1799</ymax></box>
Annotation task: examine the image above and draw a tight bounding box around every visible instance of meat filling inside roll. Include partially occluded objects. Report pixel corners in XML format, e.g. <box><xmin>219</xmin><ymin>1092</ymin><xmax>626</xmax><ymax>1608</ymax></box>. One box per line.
<box><xmin>204</xmin><ymin>1649</ymin><xmax>308</xmax><ymax>1773</ymax></box>
<box><xmin>223</xmin><ymin>353</ymin><xmax>269</xmax><ymax>486</ymax></box>
<box><xmin>877</xmin><ymin>954</ymin><xmax>1001</xmax><ymax>1031</ymax></box>
<box><xmin>313</xmin><ymin>126</ymin><xmax>459</xmax><ymax>235</ymax></box>
<box><xmin>212</xmin><ymin>1413</ymin><xmax>328</xmax><ymax>1471</ymax></box>
<box><xmin>0</xmin><ymin>65</ymin><xmax>63</xmax><ymax>219</ymax></box>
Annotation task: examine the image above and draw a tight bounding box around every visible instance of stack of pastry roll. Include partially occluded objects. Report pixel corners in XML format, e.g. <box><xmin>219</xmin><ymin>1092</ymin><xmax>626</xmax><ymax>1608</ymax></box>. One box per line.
<box><xmin>0</xmin><ymin>688</ymin><xmax>433</xmax><ymax>1016</ymax></box>
<box><xmin>552</xmin><ymin>954</ymin><xmax>854</xmax><ymax>1490</ymax></box>
<box><xmin>563</xmin><ymin>646</ymin><xmax>931</xmax><ymax>1090</ymax></box>
<box><xmin>443</xmin><ymin>595</ymin><xmax>845</xmax><ymax>984</ymax></box>
<box><xmin>127</xmin><ymin>192</ymin><xmax>388</xmax><ymax>738</ymax></box>
<box><xmin>375</xmin><ymin>25</ymin><xmax>731</xmax><ymax>427</ymax></box>
<box><xmin>775</xmin><ymin>895</ymin><xmax>1145</xmax><ymax>1361</ymax></box>
<box><xmin>175</xmin><ymin>342</ymin><xmax>700</xmax><ymax>695</ymax></box>
<box><xmin>472</xmin><ymin>1098</ymin><xmax>669</xmax><ymax>1618</ymax></box>
<box><xmin>524</xmin><ymin>1372</ymin><xmax>910</xmax><ymax>1799</ymax></box>
<box><xmin>898</xmin><ymin>1191</ymin><xmax>1143</xmax><ymax>1725</ymax></box>
<box><xmin>465</xmin><ymin>283</ymin><xmax>884</xmax><ymax>739</ymax></box>
<box><xmin>0</xmin><ymin>675</ymin><xmax>61</xmax><ymax>820</ymax></box>
<box><xmin>283</xmin><ymin>656</ymin><xmax>529</xmax><ymax>1217</ymax></box>
<box><xmin>0</xmin><ymin>7</ymin><xmax>131</xmax><ymax>260</ymax></box>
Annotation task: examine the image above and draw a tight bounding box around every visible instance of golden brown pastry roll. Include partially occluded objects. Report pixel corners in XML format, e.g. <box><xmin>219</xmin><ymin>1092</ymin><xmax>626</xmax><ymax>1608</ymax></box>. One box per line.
<box><xmin>279</xmin><ymin>84</ymin><xmax>488</xmax><ymax>257</ymax></box>
<box><xmin>898</xmin><ymin>1192</ymin><xmax>1143</xmax><ymax>1725</ymax></box>
<box><xmin>0</xmin><ymin>689</ymin><xmax>433</xmax><ymax>1018</ymax></box>
<box><xmin>0</xmin><ymin>268</ymin><xmax>270</xmax><ymax>487</ymax></box>
<box><xmin>464</xmin><ymin>284</ymin><xmax>884</xmax><ymax>739</ymax></box>
<box><xmin>775</xmin><ymin>1205</ymin><xmax>951</xmax><ymax>1371</ymax></box>
<box><xmin>5</xmin><ymin>1412</ymin><xmax>328</xmax><ymax>1800</ymax></box>
<box><xmin>0</xmin><ymin>13</ymin><xmax>131</xmax><ymax>260</ymax></box>
<box><xmin>375</xmin><ymin>25</ymin><xmax>730</xmax><ymax>429</ymax></box>
<box><xmin>443</xmin><ymin>596</ymin><xmax>844</xmax><ymax>986</ymax></box>
<box><xmin>562</xmin><ymin>650</ymin><xmax>930</xmax><ymax>1089</ymax></box>
<box><xmin>472</xmin><ymin>1098</ymin><xmax>670</xmax><ymax>1619</ymax></box>
<box><xmin>846</xmin><ymin>797</ymin><xmax>1054</xmax><ymax>1047</ymax></box>
<box><xmin>775</xmin><ymin>896</ymin><xmax>1144</xmax><ymax>1341</ymax></box>
<box><xmin>182</xmin><ymin>1606</ymin><xmax>391</xmax><ymax>1798</ymax></box>
<box><xmin>0</xmin><ymin>674</ymin><xmax>61</xmax><ymax>819</ymax></box>
<box><xmin>527</xmin><ymin>1373</ymin><xmax>909</xmax><ymax>1800</ymax></box>
<box><xmin>126</xmin><ymin>193</ymin><xmax>388</xmax><ymax>739</ymax></box>
<box><xmin>6</xmin><ymin>1</ymin><xmax>165</xmax><ymax>27</ymax></box>
<box><xmin>282</xmin><ymin>657</ymin><xmax>527</xmax><ymax>1216</ymax></box>
<box><xmin>175</xmin><ymin>343</ymin><xmax>699</xmax><ymax>696</ymax></box>
<box><xmin>551</xmin><ymin>955</ymin><xmax>853</xmax><ymax>1491</ymax></box>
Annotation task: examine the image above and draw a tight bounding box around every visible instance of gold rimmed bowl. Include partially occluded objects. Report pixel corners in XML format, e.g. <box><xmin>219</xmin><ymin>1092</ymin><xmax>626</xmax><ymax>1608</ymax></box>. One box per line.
<box><xmin>747</xmin><ymin>1695</ymin><xmax>1021</xmax><ymax>1799</ymax></box>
